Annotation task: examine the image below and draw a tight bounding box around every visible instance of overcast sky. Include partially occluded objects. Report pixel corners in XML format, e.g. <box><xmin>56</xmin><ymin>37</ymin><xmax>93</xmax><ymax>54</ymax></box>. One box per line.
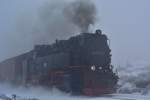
<box><xmin>0</xmin><ymin>0</ymin><xmax>150</xmax><ymax>66</ymax></box>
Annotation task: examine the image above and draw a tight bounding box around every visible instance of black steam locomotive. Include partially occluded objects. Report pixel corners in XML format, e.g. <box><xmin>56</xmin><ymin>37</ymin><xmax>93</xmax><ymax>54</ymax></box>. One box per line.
<box><xmin>0</xmin><ymin>30</ymin><xmax>118</xmax><ymax>96</ymax></box>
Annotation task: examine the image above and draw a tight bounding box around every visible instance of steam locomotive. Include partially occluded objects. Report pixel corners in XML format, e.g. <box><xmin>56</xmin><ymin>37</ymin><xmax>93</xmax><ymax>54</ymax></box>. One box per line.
<box><xmin>0</xmin><ymin>29</ymin><xmax>118</xmax><ymax>96</ymax></box>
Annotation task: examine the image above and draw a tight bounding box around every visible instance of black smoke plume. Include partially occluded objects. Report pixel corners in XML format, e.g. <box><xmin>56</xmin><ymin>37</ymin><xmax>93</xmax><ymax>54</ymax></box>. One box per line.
<box><xmin>64</xmin><ymin>0</ymin><xmax>97</xmax><ymax>32</ymax></box>
<box><xmin>0</xmin><ymin>0</ymin><xmax>97</xmax><ymax>61</ymax></box>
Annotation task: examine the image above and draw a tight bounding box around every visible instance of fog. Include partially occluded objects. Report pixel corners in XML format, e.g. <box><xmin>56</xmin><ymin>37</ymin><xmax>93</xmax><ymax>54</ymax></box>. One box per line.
<box><xmin>0</xmin><ymin>0</ymin><xmax>150</xmax><ymax>97</ymax></box>
<box><xmin>0</xmin><ymin>0</ymin><xmax>95</xmax><ymax>61</ymax></box>
<box><xmin>0</xmin><ymin>0</ymin><xmax>150</xmax><ymax>65</ymax></box>
<box><xmin>0</xmin><ymin>0</ymin><xmax>150</xmax><ymax>66</ymax></box>
<box><xmin>0</xmin><ymin>0</ymin><xmax>78</xmax><ymax>61</ymax></box>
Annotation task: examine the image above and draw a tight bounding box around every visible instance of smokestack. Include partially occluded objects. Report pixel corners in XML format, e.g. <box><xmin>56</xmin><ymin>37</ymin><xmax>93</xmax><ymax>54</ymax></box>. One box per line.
<box><xmin>64</xmin><ymin>0</ymin><xmax>97</xmax><ymax>33</ymax></box>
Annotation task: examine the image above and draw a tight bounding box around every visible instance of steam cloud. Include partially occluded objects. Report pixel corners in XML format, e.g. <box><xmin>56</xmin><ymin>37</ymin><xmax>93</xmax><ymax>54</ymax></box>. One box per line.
<box><xmin>64</xmin><ymin>0</ymin><xmax>97</xmax><ymax>32</ymax></box>
<box><xmin>18</xmin><ymin>0</ymin><xmax>97</xmax><ymax>44</ymax></box>
<box><xmin>0</xmin><ymin>83</ymin><xmax>70</xmax><ymax>100</ymax></box>
<box><xmin>117</xmin><ymin>61</ymin><xmax>150</xmax><ymax>95</ymax></box>
<box><xmin>0</xmin><ymin>0</ymin><xmax>97</xmax><ymax>60</ymax></box>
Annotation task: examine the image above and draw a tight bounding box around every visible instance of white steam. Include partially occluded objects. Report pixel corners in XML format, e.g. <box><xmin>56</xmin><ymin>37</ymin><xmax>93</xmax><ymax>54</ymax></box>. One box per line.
<box><xmin>117</xmin><ymin>60</ymin><xmax>150</xmax><ymax>95</ymax></box>
<box><xmin>0</xmin><ymin>0</ymin><xmax>97</xmax><ymax>61</ymax></box>
<box><xmin>17</xmin><ymin>0</ymin><xmax>97</xmax><ymax>44</ymax></box>
<box><xmin>17</xmin><ymin>0</ymin><xmax>78</xmax><ymax>44</ymax></box>
<box><xmin>0</xmin><ymin>83</ymin><xmax>70</xmax><ymax>100</ymax></box>
<box><xmin>0</xmin><ymin>83</ymin><xmax>115</xmax><ymax>100</ymax></box>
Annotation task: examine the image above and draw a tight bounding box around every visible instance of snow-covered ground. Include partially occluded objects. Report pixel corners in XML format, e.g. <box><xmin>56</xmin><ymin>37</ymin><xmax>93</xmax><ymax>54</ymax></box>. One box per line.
<box><xmin>0</xmin><ymin>83</ymin><xmax>150</xmax><ymax>100</ymax></box>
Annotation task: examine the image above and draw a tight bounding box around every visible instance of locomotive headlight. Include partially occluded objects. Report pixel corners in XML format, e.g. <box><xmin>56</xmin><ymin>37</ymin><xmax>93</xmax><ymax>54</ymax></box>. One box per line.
<box><xmin>99</xmin><ymin>66</ymin><xmax>102</xmax><ymax>70</ymax></box>
<box><xmin>91</xmin><ymin>65</ymin><xmax>96</xmax><ymax>71</ymax></box>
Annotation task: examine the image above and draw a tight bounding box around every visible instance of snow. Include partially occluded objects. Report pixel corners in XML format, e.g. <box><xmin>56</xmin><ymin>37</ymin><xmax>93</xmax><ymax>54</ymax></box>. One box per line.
<box><xmin>0</xmin><ymin>83</ymin><xmax>150</xmax><ymax>100</ymax></box>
